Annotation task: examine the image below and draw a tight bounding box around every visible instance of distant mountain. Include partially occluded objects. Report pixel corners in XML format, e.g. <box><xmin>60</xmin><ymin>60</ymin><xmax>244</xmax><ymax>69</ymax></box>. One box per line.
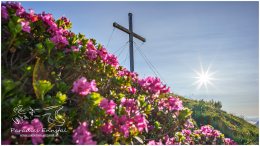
<box><xmin>175</xmin><ymin>95</ymin><xmax>259</xmax><ymax>145</ymax></box>
<box><xmin>255</xmin><ymin>121</ymin><xmax>259</xmax><ymax>127</ymax></box>
<box><xmin>245</xmin><ymin>117</ymin><xmax>259</xmax><ymax>124</ymax></box>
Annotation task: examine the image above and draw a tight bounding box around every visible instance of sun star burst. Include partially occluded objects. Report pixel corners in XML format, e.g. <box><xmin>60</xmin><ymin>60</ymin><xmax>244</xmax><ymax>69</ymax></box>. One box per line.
<box><xmin>193</xmin><ymin>64</ymin><xmax>216</xmax><ymax>90</ymax></box>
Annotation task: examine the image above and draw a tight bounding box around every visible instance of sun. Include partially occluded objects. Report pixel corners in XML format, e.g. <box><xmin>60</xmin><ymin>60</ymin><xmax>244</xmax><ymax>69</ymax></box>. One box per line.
<box><xmin>193</xmin><ymin>64</ymin><xmax>216</xmax><ymax>90</ymax></box>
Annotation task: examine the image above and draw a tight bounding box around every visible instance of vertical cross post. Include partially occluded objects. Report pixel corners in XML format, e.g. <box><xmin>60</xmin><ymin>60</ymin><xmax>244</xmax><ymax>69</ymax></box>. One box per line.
<box><xmin>113</xmin><ymin>13</ymin><xmax>146</xmax><ymax>72</ymax></box>
<box><xmin>128</xmin><ymin>13</ymin><xmax>134</xmax><ymax>72</ymax></box>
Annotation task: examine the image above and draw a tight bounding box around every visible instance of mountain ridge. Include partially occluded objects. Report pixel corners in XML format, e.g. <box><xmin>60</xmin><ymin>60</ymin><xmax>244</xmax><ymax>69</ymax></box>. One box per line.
<box><xmin>176</xmin><ymin>94</ymin><xmax>259</xmax><ymax>144</ymax></box>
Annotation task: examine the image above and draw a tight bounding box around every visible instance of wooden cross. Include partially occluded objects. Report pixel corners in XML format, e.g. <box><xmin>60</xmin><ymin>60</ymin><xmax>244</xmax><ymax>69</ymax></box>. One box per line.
<box><xmin>113</xmin><ymin>13</ymin><xmax>146</xmax><ymax>72</ymax></box>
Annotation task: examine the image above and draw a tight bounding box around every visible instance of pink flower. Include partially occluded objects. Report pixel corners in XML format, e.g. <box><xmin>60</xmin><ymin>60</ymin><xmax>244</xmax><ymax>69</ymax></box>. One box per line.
<box><xmin>15</xmin><ymin>3</ymin><xmax>25</xmax><ymax>16</ymax></box>
<box><xmin>120</xmin><ymin>98</ymin><xmax>138</xmax><ymax>115</ymax></box>
<box><xmin>28</xmin><ymin>9</ymin><xmax>38</xmax><ymax>22</ymax></box>
<box><xmin>224</xmin><ymin>138</ymin><xmax>236</xmax><ymax>145</ymax></box>
<box><xmin>86</xmin><ymin>49</ymin><xmax>98</xmax><ymax>60</ymax></box>
<box><xmin>12</xmin><ymin>120</ymin><xmax>30</xmax><ymax>135</ymax></box>
<box><xmin>4</xmin><ymin>2</ymin><xmax>24</xmax><ymax>16</ymax></box>
<box><xmin>163</xmin><ymin>135</ymin><xmax>175</xmax><ymax>145</ymax></box>
<box><xmin>182</xmin><ymin>129</ymin><xmax>191</xmax><ymax>136</ymax></box>
<box><xmin>86</xmin><ymin>41</ymin><xmax>98</xmax><ymax>60</ymax></box>
<box><xmin>134</xmin><ymin>114</ymin><xmax>148</xmax><ymax>133</ymax></box>
<box><xmin>30</xmin><ymin>119</ymin><xmax>45</xmax><ymax>145</ymax></box>
<box><xmin>41</xmin><ymin>13</ymin><xmax>57</xmax><ymax>31</ymax></box>
<box><xmin>106</xmin><ymin>53</ymin><xmax>119</xmax><ymax>68</ymax></box>
<box><xmin>120</xmin><ymin>123</ymin><xmax>130</xmax><ymax>138</ymax></box>
<box><xmin>117</xmin><ymin>68</ymin><xmax>138</xmax><ymax>81</ymax></box>
<box><xmin>200</xmin><ymin>125</ymin><xmax>213</xmax><ymax>136</ymax></box>
<box><xmin>72</xmin><ymin>77</ymin><xmax>98</xmax><ymax>96</ymax></box>
<box><xmin>21</xmin><ymin>21</ymin><xmax>30</xmax><ymax>33</ymax></box>
<box><xmin>6</xmin><ymin>2</ymin><xmax>24</xmax><ymax>16</ymax></box>
<box><xmin>184</xmin><ymin>119</ymin><xmax>194</xmax><ymax>129</ymax></box>
<box><xmin>128</xmin><ymin>86</ymin><xmax>137</xmax><ymax>94</ymax></box>
<box><xmin>12</xmin><ymin>118</ymin><xmax>45</xmax><ymax>145</ymax></box>
<box><xmin>50</xmin><ymin>34</ymin><xmax>69</xmax><ymax>46</ymax></box>
<box><xmin>167</xmin><ymin>96</ymin><xmax>183</xmax><ymax>111</ymax></box>
<box><xmin>158</xmin><ymin>96</ymin><xmax>183</xmax><ymax>112</ymax></box>
<box><xmin>87</xmin><ymin>40</ymin><xmax>96</xmax><ymax>50</ymax></box>
<box><xmin>120</xmin><ymin>98</ymin><xmax>136</xmax><ymax>108</ymax></box>
<box><xmin>101</xmin><ymin>121</ymin><xmax>113</xmax><ymax>134</ymax></box>
<box><xmin>1</xmin><ymin>6</ymin><xmax>8</xmax><ymax>20</ymax></box>
<box><xmin>66</xmin><ymin>46</ymin><xmax>79</xmax><ymax>53</ymax></box>
<box><xmin>147</xmin><ymin>140</ymin><xmax>162</xmax><ymax>145</ymax></box>
<box><xmin>99</xmin><ymin>98</ymin><xmax>116</xmax><ymax>115</ymax></box>
<box><xmin>71</xmin><ymin>46</ymin><xmax>79</xmax><ymax>52</ymax></box>
<box><xmin>212</xmin><ymin>130</ymin><xmax>221</xmax><ymax>137</ymax></box>
<box><xmin>72</xmin><ymin>122</ymin><xmax>96</xmax><ymax>145</ymax></box>
<box><xmin>98</xmin><ymin>47</ymin><xmax>108</xmax><ymax>61</ymax></box>
<box><xmin>138</xmin><ymin>77</ymin><xmax>170</xmax><ymax>94</ymax></box>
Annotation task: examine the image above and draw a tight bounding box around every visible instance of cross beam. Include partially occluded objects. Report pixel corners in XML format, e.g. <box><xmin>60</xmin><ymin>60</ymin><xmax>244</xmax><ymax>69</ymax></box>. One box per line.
<box><xmin>113</xmin><ymin>13</ymin><xmax>146</xmax><ymax>72</ymax></box>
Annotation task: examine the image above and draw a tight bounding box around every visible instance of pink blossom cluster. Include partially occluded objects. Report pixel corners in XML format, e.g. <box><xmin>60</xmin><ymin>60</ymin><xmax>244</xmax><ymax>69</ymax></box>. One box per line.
<box><xmin>72</xmin><ymin>122</ymin><xmax>96</xmax><ymax>145</ymax></box>
<box><xmin>194</xmin><ymin>125</ymin><xmax>221</xmax><ymax>137</ymax></box>
<box><xmin>3</xmin><ymin>2</ymin><xmax>25</xmax><ymax>17</ymax></box>
<box><xmin>194</xmin><ymin>125</ymin><xmax>236</xmax><ymax>144</ymax></box>
<box><xmin>40</xmin><ymin>13</ymin><xmax>71</xmax><ymax>47</ymax></box>
<box><xmin>72</xmin><ymin>77</ymin><xmax>98</xmax><ymax>96</ymax></box>
<box><xmin>59</xmin><ymin>16</ymin><xmax>72</xmax><ymax>28</ymax></box>
<box><xmin>158</xmin><ymin>96</ymin><xmax>183</xmax><ymax>112</ymax></box>
<box><xmin>127</xmin><ymin>86</ymin><xmax>137</xmax><ymax>94</ymax></box>
<box><xmin>12</xmin><ymin>119</ymin><xmax>45</xmax><ymax>145</ymax></box>
<box><xmin>120</xmin><ymin>85</ymin><xmax>137</xmax><ymax>94</ymax></box>
<box><xmin>112</xmin><ymin>114</ymin><xmax>148</xmax><ymax>138</ymax></box>
<box><xmin>99</xmin><ymin>98</ymin><xmax>117</xmax><ymax>115</ymax></box>
<box><xmin>117</xmin><ymin>68</ymin><xmax>138</xmax><ymax>81</ymax></box>
<box><xmin>224</xmin><ymin>138</ymin><xmax>237</xmax><ymax>145</ymax></box>
<box><xmin>100</xmin><ymin>98</ymin><xmax>148</xmax><ymax>137</ymax></box>
<box><xmin>120</xmin><ymin>97</ymin><xmax>138</xmax><ymax>116</ymax></box>
<box><xmin>2</xmin><ymin>2</ymin><xmax>71</xmax><ymax>47</ymax></box>
<box><xmin>85</xmin><ymin>42</ymin><xmax>119</xmax><ymax>68</ymax></box>
<box><xmin>21</xmin><ymin>21</ymin><xmax>31</xmax><ymax>33</ymax></box>
<box><xmin>1</xmin><ymin>5</ymin><xmax>9</xmax><ymax>20</ymax></box>
<box><xmin>148</xmin><ymin>135</ymin><xmax>177</xmax><ymax>145</ymax></box>
<box><xmin>147</xmin><ymin>140</ymin><xmax>163</xmax><ymax>145</ymax></box>
<box><xmin>147</xmin><ymin>125</ymin><xmax>237</xmax><ymax>145</ymax></box>
<box><xmin>101</xmin><ymin>121</ymin><xmax>114</xmax><ymax>134</ymax></box>
<box><xmin>2</xmin><ymin>2</ymin><xmax>31</xmax><ymax>33</ymax></box>
<box><xmin>86</xmin><ymin>40</ymin><xmax>98</xmax><ymax>60</ymax></box>
<box><xmin>138</xmin><ymin>77</ymin><xmax>170</xmax><ymax>94</ymax></box>
<box><xmin>184</xmin><ymin>118</ymin><xmax>195</xmax><ymax>129</ymax></box>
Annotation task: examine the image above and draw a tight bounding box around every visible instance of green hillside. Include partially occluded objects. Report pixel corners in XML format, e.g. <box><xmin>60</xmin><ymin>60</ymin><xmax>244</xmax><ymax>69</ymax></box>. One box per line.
<box><xmin>177</xmin><ymin>95</ymin><xmax>259</xmax><ymax>144</ymax></box>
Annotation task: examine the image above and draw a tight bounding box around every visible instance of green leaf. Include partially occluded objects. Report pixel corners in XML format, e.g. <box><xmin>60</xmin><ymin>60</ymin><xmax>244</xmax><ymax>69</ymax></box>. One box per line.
<box><xmin>36</xmin><ymin>43</ymin><xmax>45</xmax><ymax>54</ymax></box>
<box><xmin>56</xmin><ymin>91</ymin><xmax>67</xmax><ymax>104</ymax></box>
<box><xmin>34</xmin><ymin>80</ymin><xmax>54</xmax><ymax>100</ymax></box>
<box><xmin>15</xmin><ymin>24</ymin><xmax>22</xmax><ymax>34</ymax></box>
<box><xmin>45</xmin><ymin>39</ymin><xmax>55</xmax><ymax>55</ymax></box>
<box><xmin>154</xmin><ymin>121</ymin><xmax>162</xmax><ymax>130</ymax></box>
<box><xmin>47</xmin><ymin>58</ymin><xmax>54</xmax><ymax>66</ymax></box>
<box><xmin>178</xmin><ymin>108</ymin><xmax>192</xmax><ymax>120</ymax></box>
<box><xmin>56</xmin><ymin>82</ymin><xmax>69</xmax><ymax>93</ymax></box>
<box><xmin>88</xmin><ymin>92</ymin><xmax>103</xmax><ymax>105</ymax></box>
<box><xmin>2</xmin><ymin>79</ymin><xmax>21</xmax><ymax>97</ymax></box>
<box><xmin>8</xmin><ymin>20</ymin><xmax>16</xmax><ymax>35</ymax></box>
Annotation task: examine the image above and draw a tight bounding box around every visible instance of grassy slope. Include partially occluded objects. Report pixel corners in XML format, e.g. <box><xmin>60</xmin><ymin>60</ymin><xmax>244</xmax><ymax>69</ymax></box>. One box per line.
<box><xmin>176</xmin><ymin>95</ymin><xmax>259</xmax><ymax>144</ymax></box>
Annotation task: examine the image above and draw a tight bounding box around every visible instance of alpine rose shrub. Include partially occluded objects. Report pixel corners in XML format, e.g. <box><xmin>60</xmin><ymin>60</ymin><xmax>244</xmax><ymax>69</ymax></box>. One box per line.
<box><xmin>1</xmin><ymin>2</ymin><xmax>236</xmax><ymax>145</ymax></box>
<box><xmin>72</xmin><ymin>77</ymin><xmax>98</xmax><ymax>96</ymax></box>
<box><xmin>72</xmin><ymin>122</ymin><xmax>96</xmax><ymax>145</ymax></box>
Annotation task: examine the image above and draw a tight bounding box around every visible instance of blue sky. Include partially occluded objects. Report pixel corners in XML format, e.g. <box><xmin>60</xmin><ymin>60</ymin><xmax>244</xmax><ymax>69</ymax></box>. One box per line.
<box><xmin>20</xmin><ymin>1</ymin><xmax>259</xmax><ymax>118</ymax></box>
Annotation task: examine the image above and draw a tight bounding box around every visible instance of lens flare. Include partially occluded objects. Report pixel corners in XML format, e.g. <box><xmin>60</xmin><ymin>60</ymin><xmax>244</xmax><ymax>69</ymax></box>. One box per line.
<box><xmin>193</xmin><ymin>64</ymin><xmax>216</xmax><ymax>90</ymax></box>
